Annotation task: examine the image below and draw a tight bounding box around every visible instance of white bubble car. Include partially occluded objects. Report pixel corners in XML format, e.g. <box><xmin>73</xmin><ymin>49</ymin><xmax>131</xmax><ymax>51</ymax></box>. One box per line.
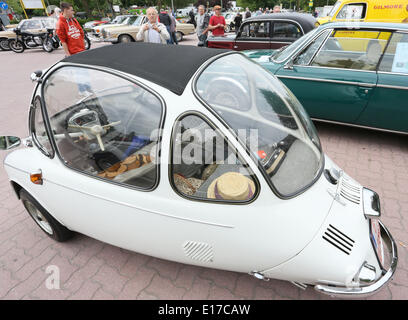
<box><xmin>0</xmin><ymin>43</ymin><xmax>397</xmax><ymax>297</ymax></box>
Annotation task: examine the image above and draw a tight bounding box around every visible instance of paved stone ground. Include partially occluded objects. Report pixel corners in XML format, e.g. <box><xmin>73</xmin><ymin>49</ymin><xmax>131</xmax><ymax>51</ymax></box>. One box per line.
<box><xmin>0</xmin><ymin>35</ymin><xmax>407</xmax><ymax>300</ymax></box>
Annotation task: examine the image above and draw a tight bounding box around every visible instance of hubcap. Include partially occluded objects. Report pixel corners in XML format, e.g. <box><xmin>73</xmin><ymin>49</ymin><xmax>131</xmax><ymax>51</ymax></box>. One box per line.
<box><xmin>23</xmin><ymin>200</ymin><xmax>53</xmax><ymax>235</ymax></box>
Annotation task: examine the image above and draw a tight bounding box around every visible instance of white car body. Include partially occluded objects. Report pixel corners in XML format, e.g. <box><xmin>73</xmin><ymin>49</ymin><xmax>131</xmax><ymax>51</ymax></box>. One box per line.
<box><xmin>1</xmin><ymin>45</ymin><xmax>397</xmax><ymax>298</ymax></box>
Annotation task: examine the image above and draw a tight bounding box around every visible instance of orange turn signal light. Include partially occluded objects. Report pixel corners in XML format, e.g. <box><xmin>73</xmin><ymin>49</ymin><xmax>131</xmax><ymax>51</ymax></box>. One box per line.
<box><xmin>30</xmin><ymin>171</ymin><xmax>43</xmax><ymax>185</ymax></box>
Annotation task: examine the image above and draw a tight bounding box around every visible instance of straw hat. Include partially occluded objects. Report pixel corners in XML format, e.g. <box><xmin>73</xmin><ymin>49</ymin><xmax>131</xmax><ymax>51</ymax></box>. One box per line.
<box><xmin>207</xmin><ymin>172</ymin><xmax>255</xmax><ymax>201</ymax></box>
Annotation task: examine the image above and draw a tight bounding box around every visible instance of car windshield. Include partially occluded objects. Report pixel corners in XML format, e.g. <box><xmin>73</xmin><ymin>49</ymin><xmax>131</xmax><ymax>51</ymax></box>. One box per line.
<box><xmin>272</xmin><ymin>27</ymin><xmax>319</xmax><ymax>62</ymax></box>
<box><xmin>196</xmin><ymin>54</ymin><xmax>323</xmax><ymax>197</ymax></box>
<box><xmin>328</xmin><ymin>1</ymin><xmax>342</xmax><ymax>17</ymax></box>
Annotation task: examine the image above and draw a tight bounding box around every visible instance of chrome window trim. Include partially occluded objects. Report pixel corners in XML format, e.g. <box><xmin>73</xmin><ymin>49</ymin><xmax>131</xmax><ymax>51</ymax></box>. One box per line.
<box><xmin>272</xmin><ymin>28</ymin><xmax>331</xmax><ymax>64</ymax></box>
<box><xmin>30</xmin><ymin>96</ymin><xmax>54</xmax><ymax>158</ymax></box>
<box><xmin>294</xmin><ymin>64</ymin><xmax>377</xmax><ymax>73</ymax></box>
<box><xmin>168</xmin><ymin>111</ymin><xmax>261</xmax><ymax>206</ymax></box>
<box><xmin>239</xmin><ymin>18</ymin><xmax>305</xmax><ymax>41</ymax></box>
<box><xmin>272</xmin><ymin>26</ymin><xmax>407</xmax><ymax>64</ymax></box>
<box><xmin>276</xmin><ymin>74</ymin><xmax>376</xmax><ymax>87</ymax></box>
<box><xmin>191</xmin><ymin>52</ymin><xmax>325</xmax><ymax>200</ymax></box>
<box><xmin>293</xmin><ymin>29</ymin><xmax>332</xmax><ymax>67</ymax></box>
<box><xmin>40</xmin><ymin>62</ymin><xmax>167</xmax><ymax>193</ymax></box>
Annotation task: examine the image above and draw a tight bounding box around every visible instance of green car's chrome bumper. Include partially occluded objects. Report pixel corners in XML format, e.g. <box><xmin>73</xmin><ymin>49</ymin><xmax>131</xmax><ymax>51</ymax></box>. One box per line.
<box><xmin>314</xmin><ymin>220</ymin><xmax>398</xmax><ymax>298</ymax></box>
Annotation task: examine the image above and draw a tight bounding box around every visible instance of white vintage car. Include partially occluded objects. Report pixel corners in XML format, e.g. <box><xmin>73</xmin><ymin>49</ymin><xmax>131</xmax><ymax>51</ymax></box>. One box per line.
<box><xmin>1</xmin><ymin>43</ymin><xmax>397</xmax><ymax>298</ymax></box>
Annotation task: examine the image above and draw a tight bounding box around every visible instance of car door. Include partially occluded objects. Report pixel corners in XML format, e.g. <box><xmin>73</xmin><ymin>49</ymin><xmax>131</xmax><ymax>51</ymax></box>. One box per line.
<box><xmin>356</xmin><ymin>31</ymin><xmax>408</xmax><ymax>133</ymax></box>
<box><xmin>39</xmin><ymin>65</ymin><xmax>170</xmax><ymax>253</ymax></box>
<box><xmin>270</xmin><ymin>20</ymin><xmax>304</xmax><ymax>50</ymax></box>
<box><xmin>234</xmin><ymin>20</ymin><xmax>271</xmax><ymax>50</ymax></box>
<box><xmin>276</xmin><ymin>28</ymin><xmax>390</xmax><ymax>124</ymax></box>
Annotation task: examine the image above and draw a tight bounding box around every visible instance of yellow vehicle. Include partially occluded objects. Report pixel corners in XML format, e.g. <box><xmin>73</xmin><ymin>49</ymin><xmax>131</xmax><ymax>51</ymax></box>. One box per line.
<box><xmin>317</xmin><ymin>0</ymin><xmax>408</xmax><ymax>25</ymax></box>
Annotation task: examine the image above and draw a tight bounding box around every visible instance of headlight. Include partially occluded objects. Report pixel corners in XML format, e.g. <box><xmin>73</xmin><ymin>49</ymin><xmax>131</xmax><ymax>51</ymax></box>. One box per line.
<box><xmin>362</xmin><ymin>188</ymin><xmax>381</xmax><ymax>219</ymax></box>
<box><xmin>353</xmin><ymin>262</ymin><xmax>376</xmax><ymax>285</ymax></box>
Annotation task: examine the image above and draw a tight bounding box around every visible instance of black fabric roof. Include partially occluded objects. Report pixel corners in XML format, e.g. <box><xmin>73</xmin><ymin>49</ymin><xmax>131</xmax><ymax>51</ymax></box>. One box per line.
<box><xmin>62</xmin><ymin>43</ymin><xmax>230</xmax><ymax>95</ymax></box>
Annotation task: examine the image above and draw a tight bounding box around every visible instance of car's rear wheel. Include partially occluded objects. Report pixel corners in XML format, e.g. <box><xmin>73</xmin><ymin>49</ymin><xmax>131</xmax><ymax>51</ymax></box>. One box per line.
<box><xmin>84</xmin><ymin>36</ymin><xmax>91</xmax><ymax>50</ymax></box>
<box><xmin>9</xmin><ymin>39</ymin><xmax>25</xmax><ymax>53</ymax></box>
<box><xmin>175</xmin><ymin>31</ymin><xmax>183</xmax><ymax>42</ymax></box>
<box><xmin>0</xmin><ymin>38</ymin><xmax>10</xmax><ymax>51</ymax></box>
<box><xmin>118</xmin><ymin>34</ymin><xmax>133</xmax><ymax>43</ymax></box>
<box><xmin>20</xmin><ymin>189</ymin><xmax>74</xmax><ymax>242</ymax></box>
<box><xmin>225</xmin><ymin>24</ymin><xmax>231</xmax><ymax>33</ymax></box>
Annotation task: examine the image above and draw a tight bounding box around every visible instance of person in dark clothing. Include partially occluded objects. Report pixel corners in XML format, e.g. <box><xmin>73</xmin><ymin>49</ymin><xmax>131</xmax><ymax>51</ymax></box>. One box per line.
<box><xmin>244</xmin><ymin>8</ymin><xmax>251</xmax><ymax>19</ymax></box>
<box><xmin>233</xmin><ymin>13</ymin><xmax>242</xmax><ymax>34</ymax></box>
<box><xmin>159</xmin><ymin>11</ymin><xmax>173</xmax><ymax>44</ymax></box>
<box><xmin>189</xmin><ymin>9</ymin><xmax>196</xmax><ymax>28</ymax></box>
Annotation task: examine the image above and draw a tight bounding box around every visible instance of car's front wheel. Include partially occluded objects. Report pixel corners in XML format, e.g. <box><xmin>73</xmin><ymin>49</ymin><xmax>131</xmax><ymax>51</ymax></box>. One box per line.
<box><xmin>175</xmin><ymin>31</ymin><xmax>183</xmax><ymax>42</ymax></box>
<box><xmin>20</xmin><ymin>189</ymin><xmax>74</xmax><ymax>242</ymax></box>
<box><xmin>225</xmin><ymin>24</ymin><xmax>231</xmax><ymax>33</ymax></box>
<box><xmin>118</xmin><ymin>34</ymin><xmax>133</xmax><ymax>43</ymax></box>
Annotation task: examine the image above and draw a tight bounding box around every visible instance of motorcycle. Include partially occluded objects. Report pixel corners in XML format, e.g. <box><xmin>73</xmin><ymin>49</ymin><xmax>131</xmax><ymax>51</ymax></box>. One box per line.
<box><xmin>8</xmin><ymin>28</ymin><xmax>48</xmax><ymax>53</ymax></box>
<box><xmin>42</xmin><ymin>29</ymin><xmax>91</xmax><ymax>53</ymax></box>
<box><xmin>42</xmin><ymin>28</ymin><xmax>60</xmax><ymax>53</ymax></box>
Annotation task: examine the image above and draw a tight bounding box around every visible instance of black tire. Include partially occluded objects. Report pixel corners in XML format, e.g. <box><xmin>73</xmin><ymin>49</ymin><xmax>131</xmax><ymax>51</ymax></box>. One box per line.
<box><xmin>84</xmin><ymin>36</ymin><xmax>91</xmax><ymax>50</ymax></box>
<box><xmin>20</xmin><ymin>189</ymin><xmax>74</xmax><ymax>242</ymax></box>
<box><xmin>0</xmin><ymin>38</ymin><xmax>10</xmax><ymax>51</ymax></box>
<box><xmin>42</xmin><ymin>37</ymin><xmax>54</xmax><ymax>52</ymax></box>
<box><xmin>225</xmin><ymin>24</ymin><xmax>231</xmax><ymax>33</ymax></box>
<box><xmin>175</xmin><ymin>31</ymin><xmax>183</xmax><ymax>42</ymax></box>
<box><xmin>9</xmin><ymin>39</ymin><xmax>25</xmax><ymax>53</ymax></box>
<box><xmin>118</xmin><ymin>34</ymin><xmax>133</xmax><ymax>43</ymax></box>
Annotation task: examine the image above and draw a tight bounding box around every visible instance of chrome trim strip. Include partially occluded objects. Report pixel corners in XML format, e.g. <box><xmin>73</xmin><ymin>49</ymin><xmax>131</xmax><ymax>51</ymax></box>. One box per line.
<box><xmin>311</xmin><ymin>118</ymin><xmax>408</xmax><ymax>135</ymax></box>
<box><xmin>376</xmin><ymin>84</ymin><xmax>408</xmax><ymax>90</ymax></box>
<box><xmin>315</xmin><ymin>220</ymin><xmax>397</xmax><ymax>297</ymax></box>
<box><xmin>45</xmin><ymin>178</ymin><xmax>235</xmax><ymax>229</ymax></box>
<box><xmin>377</xmin><ymin>71</ymin><xmax>408</xmax><ymax>77</ymax></box>
<box><xmin>234</xmin><ymin>40</ymin><xmax>272</xmax><ymax>44</ymax></box>
<box><xmin>276</xmin><ymin>75</ymin><xmax>376</xmax><ymax>87</ymax></box>
<box><xmin>240</xmin><ymin>18</ymin><xmax>305</xmax><ymax>35</ymax></box>
<box><xmin>296</xmin><ymin>64</ymin><xmax>377</xmax><ymax>73</ymax></box>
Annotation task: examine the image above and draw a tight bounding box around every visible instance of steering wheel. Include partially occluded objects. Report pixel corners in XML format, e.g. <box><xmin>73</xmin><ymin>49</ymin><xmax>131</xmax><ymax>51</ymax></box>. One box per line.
<box><xmin>203</xmin><ymin>78</ymin><xmax>250</xmax><ymax>111</ymax></box>
<box><xmin>68</xmin><ymin>121</ymin><xmax>121</xmax><ymax>151</ymax></box>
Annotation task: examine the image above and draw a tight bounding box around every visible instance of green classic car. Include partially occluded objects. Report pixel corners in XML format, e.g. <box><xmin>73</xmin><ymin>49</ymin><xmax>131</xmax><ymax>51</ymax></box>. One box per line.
<box><xmin>246</xmin><ymin>22</ymin><xmax>408</xmax><ymax>134</ymax></box>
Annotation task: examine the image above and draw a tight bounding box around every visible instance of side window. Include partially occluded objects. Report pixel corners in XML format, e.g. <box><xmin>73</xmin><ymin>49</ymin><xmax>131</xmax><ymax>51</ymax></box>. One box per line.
<box><xmin>43</xmin><ymin>66</ymin><xmax>163</xmax><ymax>190</ymax></box>
<box><xmin>239</xmin><ymin>22</ymin><xmax>270</xmax><ymax>38</ymax></box>
<box><xmin>273</xmin><ymin>22</ymin><xmax>302</xmax><ymax>39</ymax></box>
<box><xmin>294</xmin><ymin>30</ymin><xmax>331</xmax><ymax>66</ymax></box>
<box><xmin>32</xmin><ymin>96</ymin><xmax>54</xmax><ymax>157</ymax></box>
<box><xmin>379</xmin><ymin>32</ymin><xmax>408</xmax><ymax>75</ymax></box>
<box><xmin>311</xmin><ymin>30</ymin><xmax>391</xmax><ymax>71</ymax></box>
<box><xmin>171</xmin><ymin>114</ymin><xmax>258</xmax><ymax>203</ymax></box>
<box><xmin>336</xmin><ymin>3</ymin><xmax>367</xmax><ymax>19</ymax></box>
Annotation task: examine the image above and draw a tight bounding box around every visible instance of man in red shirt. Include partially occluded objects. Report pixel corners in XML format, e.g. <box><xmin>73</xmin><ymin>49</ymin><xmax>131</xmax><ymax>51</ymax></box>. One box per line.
<box><xmin>208</xmin><ymin>5</ymin><xmax>226</xmax><ymax>36</ymax></box>
<box><xmin>56</xmin><ymin>2</ymin><xmax>85</xmax><ymax>57</ymax></box>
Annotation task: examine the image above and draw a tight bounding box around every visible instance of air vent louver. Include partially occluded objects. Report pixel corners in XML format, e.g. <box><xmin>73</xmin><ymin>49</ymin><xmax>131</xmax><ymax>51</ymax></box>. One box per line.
<box><xmin>322</xmin><ymin>225</ymin><xmax>355</xmax><ymax>255</ymax></box>
<box><xmin>339</xmin><ymin>176</ymin><xmax>362</xmax><ymax>205</ymax></box>
<box><xmin>183</xmin><ymin>241</ymin><xmax>214</xmax><ymax>262</ymax></box>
